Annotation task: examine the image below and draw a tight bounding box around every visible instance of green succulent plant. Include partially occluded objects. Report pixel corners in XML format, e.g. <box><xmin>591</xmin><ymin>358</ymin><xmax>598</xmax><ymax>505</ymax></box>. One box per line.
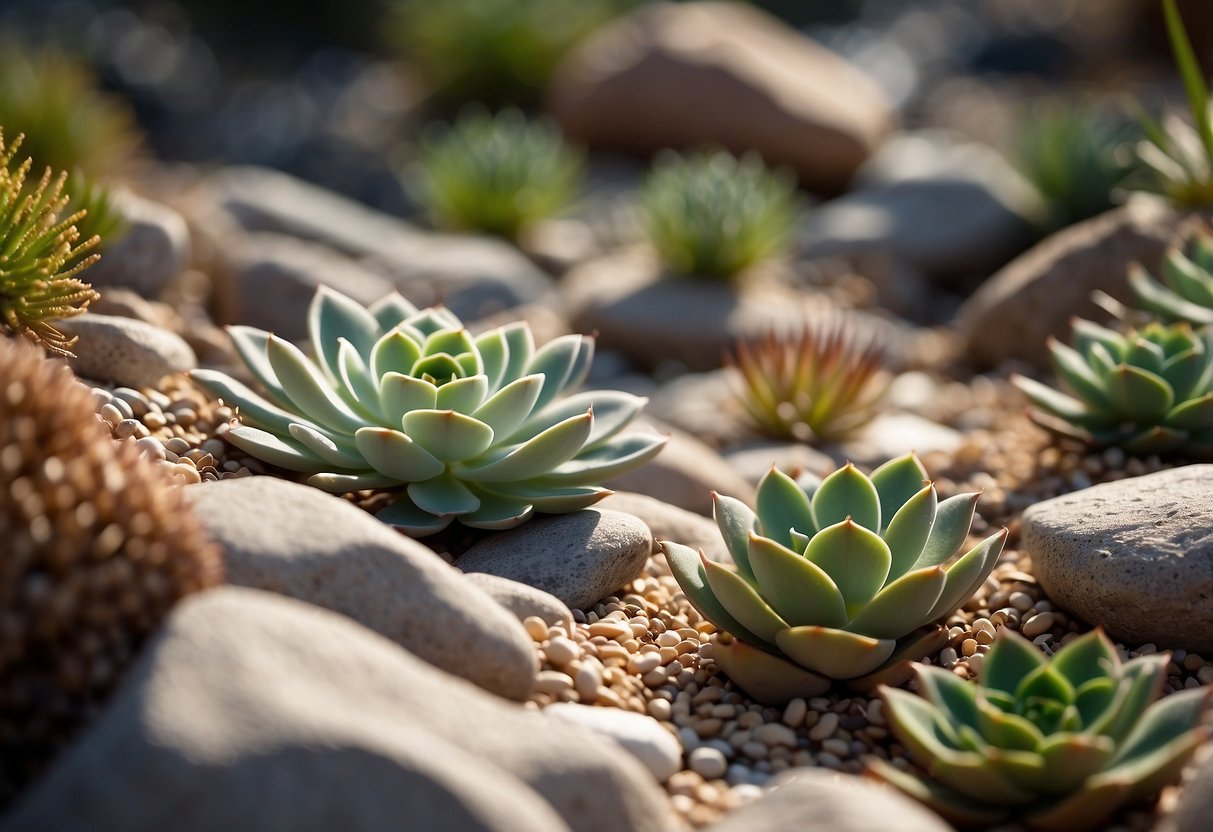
<box><xmin>1012</xmin><ymin>318</ymin><xmax>1213</xmax><ymax>456</ymax></box>
<box><xmin>0</xmin><ymin>42</ymin><xmax>141</xmax><ymax>180</ymax></box>
<box><xmin>661</xmin><ymin>454</ymin><xmax>1006</xmax><ymax>704</ymax></box>
<box><xmin>1128</xmin><ymin>231</ymin><xmax>1213</xmax><ymax>327</ymax></box>
<box><xmin>191</xmin><ymin>286</ymin><xmax>666</xmax><ymax>536</ymax></box>
<box><xmin>1016</xmin><ymin>104</ymin><xmax>1139</xmax><ymax>230</ymax></box>
<box><xmin>416</xmin><ymin>107</ymin><xmax>584</xmax><ymax>241</ymax></box>
<box><xmin>641</xmin><ymin>149</ymin><xmax>800</xmax><ymax>281</ymax></box>
<box><xmin>64</xmin><ymin>171</ymin><xmax>128</xmax><ymax>260</ymax></box>
<box><xmin>870</xmin><ymin>629</ymin><xmax>1212</xmax><ymax>831</ymax></box>
<box><xmin>387</xmin><ymin>0</ymin><xmax>628</xmax><ymax>106</ymax></box>
<box><xmin>727</xmin><ymin>323</ymin><xmax>887</xmax><ymax>443</ymax></box>
<box><xmin>0</xmin><ymin>129</ymin><xmax>100</xmax><ymax>357</ymax></box>
<box><xmin>1134</xmin><ymin>0</ymin><xmax>1213</xmax><ymax>207</ymax></box>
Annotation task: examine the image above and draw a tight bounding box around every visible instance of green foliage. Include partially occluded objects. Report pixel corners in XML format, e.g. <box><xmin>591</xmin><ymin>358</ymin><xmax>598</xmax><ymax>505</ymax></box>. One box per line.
<box><xmin>871</xmin><ymin>630</ymin><xmax>1211</xmax><ymax>830</ymax></box>
<box><xmin>1013</xmin><ymin>318</ymin><xmax>1213</xmax><ymax>457</ymax></box>
<box><xmin>417</xmin><ymin>108</ymin><xmax>584</xmax><ymax>240</ymax></box>
<box><xmin>1129</xmin><ymin>231</ymin><xmax>1213</xmax><ymax>327</ymax></box>
<box><xmin>641</xmin><ymin>150</ymin><xmax>800</xmax><ymax>281</ymax></box>
<box><xmin>661</xmin><ymin>454</ymin><xmax>1005</xmax><ymax>704</ymax></box>
<box><xmin>192</xmin><ymin>286</ymin><xmax>666</xmax><ymax>536</ymax></box>
<box><xmin>0</xmin><ymin>130</ymin><xmax>100</xmax><ymax>357</ymax></box>
<box><xmin>64</xmin><ymin>171</ymin><xmax>127</xmax><ymax>257</ymax></box>
<box><xmin>727</xmin><ymin>323</ymin><xmax>887</xmax><ymax>443</ymax></box>
<box><xmin>0</xmin><ymin>42</ymin><xmax>141</xmax><ymax>180</ymax></box>
<box><xmin>1016</xmin><ymin>105</ymin><xmax>1139</xmax><ymax>229</ymax></box>
<box><xmin>387</xmin><ymin>0</ymin><xmax>628</xmax><ymax>106</ymax></box>
<box><xmin>1135</xmin><ymin>0</ymin><xmax>1213</xmax><ymax>207</ymax></box>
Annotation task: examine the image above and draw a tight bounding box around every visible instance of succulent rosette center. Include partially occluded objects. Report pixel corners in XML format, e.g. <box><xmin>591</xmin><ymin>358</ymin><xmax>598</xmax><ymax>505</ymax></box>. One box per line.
<box><xmin>192</xmin><ymin>287</ymin><xmax>666</xmax><ymax>536</ymax></box>
<box><xmin>661</xmin><ymin>453</ymin><xmax>1006</xmax><ymax>704</ymax></box>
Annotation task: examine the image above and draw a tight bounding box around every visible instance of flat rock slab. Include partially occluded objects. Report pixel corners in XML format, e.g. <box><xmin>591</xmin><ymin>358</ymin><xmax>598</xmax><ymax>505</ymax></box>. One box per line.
<box><xmin>1022</xmin><ymin>465</ymin><xmax>1213</xmax><ymax>654</ymax></box>
<box><xmin>456</xmin><ymin>509</ymin><xmax>653</xmax><ymax>610</ymax></box>
<box><xmin>188</xmin><ymin>477</ymin><xmax>537</xmax><ymax>700</ymax></box>
<box><xmin>705</xmin><ymin>769</ymin><xmax>952</xmax><ymax>832</ymax></box>
<box><xmin>3</xmin><ymin>588</ymin><xmax>673</xmax><ymax>832</ymax></box>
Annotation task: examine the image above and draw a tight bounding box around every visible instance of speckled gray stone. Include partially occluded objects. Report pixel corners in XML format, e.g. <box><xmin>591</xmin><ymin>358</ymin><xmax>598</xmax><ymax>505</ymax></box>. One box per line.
<box><xmin>456</xmin><ymin>509</ymin><xmax>652</xmax><ymax>610</ymax></box>
<box><xmin>188</xmin><ymin>478</ymin><xmax>538</xmax><ymax>700</ymax></box>
<box><xmin>599</xmin><ymin>491</ymin><xmax>731</xmax><ymax>564</ymax></box>
<box><xmin>464</xmin><ymin>573</ymin><xmax>573</xmax><ymax>629</ymax></box>
<box><xmin>1022</xmin><ymin>466</ymin><xmax>1213</xmax><ymax>653</ymax></box>
<box><xmin>707</xmin><ymin>769</ymin><xmax>952</xmax><ymax>832</ymax></box>
<box><xmin>4</xmin><ymin>588</ymin><xmax>674</xmax><ymax>832</ymax></box>
<box><xmin>56</xmin><ymin>314</ymin><xmax>196</xmax><ymax>387</ymax></box>
<box><xmin>82</xmin><ymin>191</ymin><xmax>191</xmax><ymax>296</ymax></box>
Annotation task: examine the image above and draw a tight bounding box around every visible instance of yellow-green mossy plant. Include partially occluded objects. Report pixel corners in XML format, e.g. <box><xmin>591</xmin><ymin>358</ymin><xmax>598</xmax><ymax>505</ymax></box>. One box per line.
<box><xmin>0</xmin><ymin>336</ymin><xmax>223</xmax><ymax>805</ymax></box>
<box><xmin>191</xmin><ymin>286</ymin><xmax>666</xmax><ymax>536</ymax></box>
<box><xmin>641</xmin><ymin>149</ymin><xmax>800</xmax><ymax>281</ymax></box>
<box><xmin>416</xmin><ymin>107</ymin><xmax>583</xmax><ymax>241</ymax></box>
<box><xmin>871</xmin><ymin>630</ymin><xmax>1211</xmax><ymax>831</ymax></box>
<box><xmin>0</xmin><ymin>129</ymin><xmax>100</xmax><ymax>357</ymax></box>
<box><xmin>661</xmin><ymin>454</ymin><xmax>1006</xmax><ymax>705</ymax></box>
<box><xmin>726</xmin><ymin>323</ymin><xmax>887</xmax><ymax>443</ymax></box>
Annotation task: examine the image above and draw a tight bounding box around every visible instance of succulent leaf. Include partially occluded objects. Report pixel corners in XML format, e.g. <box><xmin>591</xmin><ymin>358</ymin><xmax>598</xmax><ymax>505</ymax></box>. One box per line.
<box><xmin>811</xmin><ymin>462</ymin><xmax>881</xmax><ymax>533</ymax></box>
<box><xmin>746</xmin><ymin>534</ymin><xmax>848</xmax><ymax>629</ymax></box>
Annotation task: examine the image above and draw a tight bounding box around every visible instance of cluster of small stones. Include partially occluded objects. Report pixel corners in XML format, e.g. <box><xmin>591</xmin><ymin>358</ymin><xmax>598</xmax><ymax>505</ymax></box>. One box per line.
<box><xmin>526</xmin><ymin>540</ymin><xmax>1212</xmax><ymax>829</ymax></box>
<box><xmin>89</xmin><ymin>376</ymin><xmax>263</xmax><ymax>486</ymax></box>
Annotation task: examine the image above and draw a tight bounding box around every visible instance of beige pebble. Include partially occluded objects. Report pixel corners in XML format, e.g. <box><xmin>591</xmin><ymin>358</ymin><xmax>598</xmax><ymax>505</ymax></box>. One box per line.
<box><xmin>647</xmin><ymin>698</ymin><xmax>672</xmax><ymax>720</ymax></box>
<box><xmin>99</xmin><ymin>402</ymin><xmax>124</xmax><ymax>427</ymax></box>
<box><xmin>808</xmin><ymin>712</ymin><xmax>838</xmax><ymax>742</ymax></box>
<box><xmin>544</xmin><ymin>636</ymin><xmax>579</xmax><ymax>667</ymax></box>
<box><xmin>1008</xmin><ymin>592</ymin><xmax>1034</xmax><ymax>612</ymax></box>
<box><xmin>574</xmin><ymin>662</ymin><xmax>602</xmax><ymax>701</ymax></box>
<box><xmin>628</xmin><ymin>652</ymin><xmax>662</xmax><ymax>676</ymax></box>
<box><xmin>1022</xmin><ymin>611</ymin><xmax>1055</xmax><ymax>639</ymax></box>
<box><xmin>696</xmin><ymin>718</ymin><xmax>723</xmax><ymax>738</ymax></box>
<box><xmin>173</xmin><ymin>463</ymin><xmax>202</xmax><ymax>484</ymax></box>
<box><xmin>781</xmin><ymin>698</ymin><xmax>807</xmax><ymax>729</ymax></box>
<box><xmin>534</xmin><ymin>670</ymin><xmax>574</xmax><ymax>697</ymax></box>
<box><xmin>164</xmin><ymin>437</ymin><xmax>191</xmax><ymax>455</ymax></box>
<box><xmin>753</xmin><ymin>722</ymin><xmax>797</xmax><ymax>748</ymax></box>
<box><xmin>688</xmin><ymin>747</ymin><xmax>727</xmax><ymax>780</ymax></box>
<box><xmin>523</xmin><ymin>616</ymin><xmax>548</xmax><ymax>642</ymax></box>
<box><xmin>587</xmin><ymin>621</ymin><xmax>631</xmax><ymax>641</ymax></box>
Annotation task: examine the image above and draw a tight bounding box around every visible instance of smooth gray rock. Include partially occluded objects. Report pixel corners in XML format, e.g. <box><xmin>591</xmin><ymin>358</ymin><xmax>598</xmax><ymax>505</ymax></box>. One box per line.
<box><xmin>82</xmin><ymin>191</ymin><xmax>191</xmax><ymax>297</ymax></box>
<box><xmin>220</xmin><ymin>233</ymin><xmax>396</xmax><ymax>337</ymax></box>
<box><xmin>1161</xmin><ymin>749</ymin><xmax>1213</xmax><ymax>832</ymax></box>
<box><xmin>210</xmin><ymin>166</ymin><xmax>555</xmax><ymax>322</ymax></box>
<box><xmin>57</xmin><ymin>314</ymin><xmax>196</xmax><ymax>387</ymax></box>
<box><xmin>800</xmin><ymin>131</ymin><xmax>1043</xmax><ymax>278</ymax></box>
<box><xmin>548</xmin><ymin>1</ymin><xmax>894</xmax><ymax>192</ymax></box>
<box><xmin>645</xmin><ymin>369</ymin><xmax>749</xmax><ymax>448</ymax></box>
<box><xmin>188</xmin><ymin>478</ymin><xmax>538</xmax><ymax>700</ymax></box>
<box><xmin>456</xmin><ymin>509</ymin><xmax>653</xmax><ymax>610</ymax></box>
<box><xmin>607</xmin><ymin>420</ymin><xmax>754</xmax><ymax>517</ymax></box>
<box><xmin>599</xmin><ymin>491</ymin><xmax>731</xmax><ymax>564</ymax></box>
<box><xmin>3</xmin><ymin>588</ymin><xmax>675</xmax><ymax>832</ymax></box>
<box><xmin>826</xmin><ymin>412</ymin><xmax>962</xmax><ymax>468</ymax></box>
<box><xmin>958</xmin><ymin>195</ymin><xmax>1185</xmax><ymax>369</ymax></box>
<box><xmin>544</xmin><ymin>703</ymin><xmax>682</xmax><ymax>783</ymax></box>
<box><xmin>464</xmin><ymin>573</ymin><xmax>573</xmax><ymax>629</ymax></box>
<box><xmin>1022</xmin><ymin>466</ymin><xmax>1213</xmax><ymax>653</ymax></box>
<box><xmin>706</xmin><ymin>769</ymin><xmax>953</xmax><ymax>832</ymax></box>
<box><xmin>722</xmin><ymin>441</ymin><xmax>835</xmax><ymax>487</ymax></box>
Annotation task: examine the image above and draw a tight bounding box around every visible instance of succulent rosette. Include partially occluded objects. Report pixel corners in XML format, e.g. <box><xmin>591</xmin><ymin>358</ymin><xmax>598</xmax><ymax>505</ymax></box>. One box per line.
<box><xmin>192</xmin><ymin>287</ymin><xmax>666</xmax><ymax>535</ymax></box>
<box><xmin>1012</xmin><ymin>318</ymin><xmax>1213</xmax><ymax>456</ymax></box>
<box><xmin>1129</xmin><ymin>233</ymin><xmax>1213</xmax><ymax>327</ymax></box>
<box><xmin>871</xmin><ymin>630</ymin><xmax>1212</xmax><ymax>830</ymax></box>
<box><xmin>661</xmin><ymin>454</ymin><xmax>1006</xmax><ymax>704</ymax></box>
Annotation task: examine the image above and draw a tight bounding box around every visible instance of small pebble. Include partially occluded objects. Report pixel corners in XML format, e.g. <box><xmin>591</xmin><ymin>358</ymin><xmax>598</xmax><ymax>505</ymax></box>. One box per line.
<box><xmin>688</xmin><ymin>747</ymin><xmax>727</xmax><ymax>780</ymax></box>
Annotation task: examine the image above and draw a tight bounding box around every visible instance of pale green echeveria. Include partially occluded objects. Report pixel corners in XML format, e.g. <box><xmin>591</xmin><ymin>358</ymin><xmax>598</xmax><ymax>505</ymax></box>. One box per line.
<box><xmin>661</xmin><ymin>453</ymin><xmax>1006</xmax><ymax>704</ymax></box>
<box><xmin>871</xmin><ymin>629</ymin><xmax>1212</xmax><ymax>831</ymax></box>
<box><xmin>1129</xmin><ymin>233</ymin><xmax>1213</xmax><ymax>327</ymax></box>
<box><xmin>1013</xmin><ymin>318</ymin><xmax>1213</xmax><ymax>457</ymax></box>
<box><xmin>192</xmin><ymin>286</ymin><xmax>666</xmax><ymax>536</ymax></box>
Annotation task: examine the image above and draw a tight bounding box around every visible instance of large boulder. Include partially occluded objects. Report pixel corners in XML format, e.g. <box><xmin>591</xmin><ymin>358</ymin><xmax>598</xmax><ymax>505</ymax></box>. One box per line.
<box><xmin>1022</xmin><ymin>466</ymin><xmax>1213</xmax><ymax>654</ymax></box>
<box><xmin>957</xmin><ymin>195</ymin><xmax>1182</xmax><ymax>369</ymax></box>
<box><xmin>2</xmin><ymin>588</ymin><xmax>675</xmax><ymax>832</ymax></box>
<box><xmin>547</xmin><ymin>1</ymin><xmax>895</xmax><ymax>192</ymax></box>
<box><xmin>188</xmin><ymin>477</ymin><xmax>538</xmax><ymax>700</ymax></box>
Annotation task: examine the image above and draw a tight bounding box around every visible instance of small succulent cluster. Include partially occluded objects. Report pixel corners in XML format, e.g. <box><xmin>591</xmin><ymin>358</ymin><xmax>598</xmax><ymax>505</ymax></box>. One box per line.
<box><xmin>1135</xmin><ymin>0</ymin><xmax>1213</xmax><ymax>207</ymax></box>
<box><xmin>1129</xmin><ymin>231</ymin><xmax>1213</xmax><ymax>327</ymax></box>
<box><xmin>726</xmin><ymin>323</ymin><xmax>887</xmax><ymax>443</ymax></box>
<box><xmin>0</xmin><ymin>42</ymin><xmax>141</xmax><ymax>179</ymax></box>
<box><xmin>388</xmin><ymin>0</ymin><xmax>625</xmax><ymax>105</ymax></box>
<box><xmin>192</xmin><ymin>287</ymin><xmax>665</xmax><ymax>536</ymax></box>
<box><xmin>641</xmin><ymin>149</ymin><xmax>799</xmax><ymax>281</ymax></box>
<box><xmin>1016</xmin><ymin>104</ymin><xmax>1138</xmax><ymax>229</ymax></box>
<box><xmin>662</xmin><ymin>454</ymin><xmax>1006</xmax><ymax>704</ymax></box>
<box><xmin>416</xmin><ymin>107</ymin><xmax>584</xmax><ymax>241</ymax></box>
<box><xmin>0</xmin><ymin>129</ymin><xmax>101</xmax><ymax>357</ymax></box>
<box><xmin>871</xmin><ymin>630</ymin><xmax>1211</xmax><ymax>831</ymax></box>
<box><xmin>1013</xmin><ymin>318</ymin><xmax>1213</xmax><ymax>456</ymax></box>
<box><xmin>0</xmin><ymin>336</ymin><xmax>223</xmax><ymax>805</ymax></box>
